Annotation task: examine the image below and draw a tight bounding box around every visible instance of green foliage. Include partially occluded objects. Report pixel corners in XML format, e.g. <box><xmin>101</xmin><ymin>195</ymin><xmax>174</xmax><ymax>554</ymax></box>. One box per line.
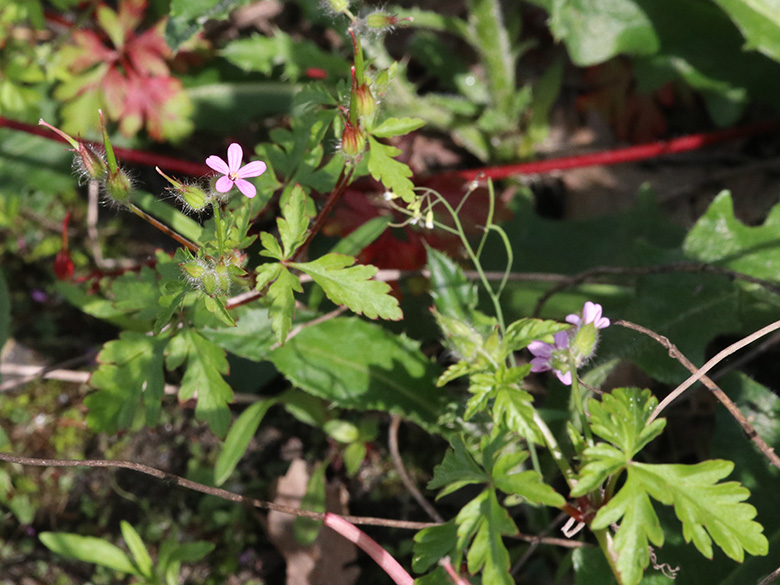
<box><xmin>166</xmin><ymin>0</ymin><xmax>250</xmax><ymax>50</ymax></box>
<box><xmin>215</xmin><ymin>397</ymin><xmax>280</xmax><ymax>486</ymax></box>
<box><xmin>256</xmin><ymin>184</ymin><xmax>401</xmax><ymax>344</ymax></box>
<box><xmin>531</xmin><ymin>0</ymin><xmax>659</xmax><ymax>66</ymax></box>
<box><xmin>713</xmin><ymin>0</ymin><xmax>780</xmax><ymax>63</ymax></box>
<box><xmin>40</xmin><ymin>531</ymin><xmax>141</xmax><ymax>576</ymax></box>
<box><xmin>424</xmin><ymin>433</ymin><xmax>565</xmax><ymax>585</ymax></box>
<box><xmin>270</xmin><ymin>317</ymin><xmax>446</xmax><ymax>432</ymax></box>
<box><xmin>221</xmin><ymin>32</ymin><xmax>350</xmax><ymax>80</ymax></box>
<box><xmin>573</xmin><ymin>388</ymin><xmax>767</xmax><ymax>585</ymax></box>
<box><xmin>367</xmin><ymin>137</ymin><xmax>416</xmax><ymax>203</ymax></box>
<box><xmin>87</xmin><ymin>332</ymin><xmax>167</xmax><ymax>432</ymax></box>
<box><xmin>166</xmin><ymin>329</ymin><xmax>234</xmax><ymax>437</ymax></box>
<box><xmin>41</xmin><ymin>522</ymin><xmax>214</xmax><ymax>585</ymax></box>
<box><xmin>6</xmin><ymin>3</ymin><xmax>780</xmax><ymax>584</ymax></box>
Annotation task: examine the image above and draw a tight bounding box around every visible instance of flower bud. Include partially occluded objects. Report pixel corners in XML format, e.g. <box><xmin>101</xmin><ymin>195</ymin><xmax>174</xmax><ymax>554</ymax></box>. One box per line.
<box><xmin>341</xmin><ymin>120</ymin><xmax>366</xmax><ymax>158</ymax></box>
<box><xmin>201</xmin><ymin>270</ymin><xmax>219</xmax><ymax>296</ymax></box>
<box><xmin>180</xmin><ymin>185</ymin><xmax>209</xmax><ymax>211</ymax></box>
<box><xmin>103</xmin><ymin>169</ymin><xmax>133</xmax><ymax>204</ymax></box>
<box><xmin>365</xmin><ymin>12</ymin><xmax>399</xmax><ymax>29</ymax></box>
<box><xmin>214</xmin><ymin>262</ymin><xmax>231</xmax><ymax>294</ymax></box>
<box><xmin>39</xmin><ymin>118</ymin><xmax>108</xmax><ymax>180</ymax></box>
<box><xmin>156</xmin><ymin>166</ymin><xmax>211</xmax><ymax>212</ymax></box>
<box><xmin>181</xmin><ymin>260</ymin><xmax>206</xmax><ymax>280</ymax></box>
<box><xmin>327</xmin><ymin>0</ymin><xmax>350</xmax><ymax>14</ymax></box>
<box><xmin>570</xmin><ymin>323</ymin><xmax>598</xmax><ymax>366</ymax></box>
<box><xmin>354</xmin><ymin>82</ymin><xmax>377</xmax><ymax>119</ymax></box>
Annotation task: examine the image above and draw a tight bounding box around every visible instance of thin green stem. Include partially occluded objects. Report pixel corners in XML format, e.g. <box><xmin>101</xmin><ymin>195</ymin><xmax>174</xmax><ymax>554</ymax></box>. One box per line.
<box><xmin>570</xmin><ymin>372</ymin><xmax>594</xmax><ymax>448</ymax></box>
<box><xmin>533</xmin><ymin>411</ymin><xmax>576</xmax><ymax>490</ymax></box>
<box><xmin>593</xmin><ymin>527</ymin><xmax>623</xmax><ymax>585</ymax></box>
<box><xmin>429</xmin><ymin>191</ymin><xmax>506</xmax><ymax>333</ymax></box>
<box><xmin>212</xmin><ymin>201</ymin><xmax>225</xmax><ymax>257</ymax></box>
<box><xmin>475</xmin><ymin>179</ymin><xmax>496</xmax><ymax>259</ymax></box>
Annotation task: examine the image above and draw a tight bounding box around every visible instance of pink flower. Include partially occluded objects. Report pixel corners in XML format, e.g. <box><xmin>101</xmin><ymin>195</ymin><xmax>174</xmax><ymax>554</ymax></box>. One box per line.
<box><xmin>528</xmin><ymin>331</ymin><xmax>573</xmax><ymax>386</ymax></box>
<box><xmin>206</xmin><ymin>143</ymin><xmax>267</xmax><ymax>198</ymax></box>
<box><xmin>566</xmin><ymin>301</ymin><xmax>610</xmax><ymax>330</ymax></box>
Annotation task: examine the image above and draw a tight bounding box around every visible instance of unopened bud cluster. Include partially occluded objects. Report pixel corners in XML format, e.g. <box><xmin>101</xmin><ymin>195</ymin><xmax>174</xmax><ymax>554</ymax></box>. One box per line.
<box><xmin>181</xmin><ymin>258</ymin><xmax>237</xmax><ymax>297</ymax></box>
<box><xmin>39</xmin><ymin>117</ymin><xmax>133</xmax><ymax>205</ymax></box>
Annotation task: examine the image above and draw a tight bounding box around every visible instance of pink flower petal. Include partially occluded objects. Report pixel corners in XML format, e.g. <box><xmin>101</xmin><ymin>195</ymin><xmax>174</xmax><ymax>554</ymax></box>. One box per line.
<box><xmin>565</xmin><ymin>314</ymin><xmax>582</xmax><ymax>326</ymax></box>
<box><xmin>553</xmin><ymin>330</ymin><xmax>570</xmax><ymax>348</ymax></box>
<box><xmin>556</xmin><ymin>370</ymin><xmax>573</xmax><ymax>385</ymax></box>
<box><xmin>237</xmin><ymin>160</ymin><xmax>267</xmax><ymax>178</ymax></box>
<box><xmin>527</xmin><ymin>340</ymin><xmax>553</xmax><ymax>359</ymax></box>
<box><xmin>234</xmin><ymin>178</ymin><xmax>257</xmax><ymax>198</ymax></box>
<box><xmin>205</xmin><ymin>155</ymin><xmax>229</xmax><ymax>175</ymax></box>
<box><xmin>227</xmin><ymin>143</ymin><xmax>243</xmax><ymax>173</ymax></box>
<box><xmin>596</xmin><ymin>317</ymin><xmax>610</xmax><ymax>329</ymax></box>
<box><xmin>582</xmin><ymin>301</ymin><xmax>601</xmax><ymax>324</ymax></box>
<box><xmin>530</xmin><ymin>357</ymin><xmax>552</xmax><ymax>372</ymax></box>
<box><xmin>215</xmin><ymin>175</ymin><xmax>234</xmax><ymax>193</ymax></box>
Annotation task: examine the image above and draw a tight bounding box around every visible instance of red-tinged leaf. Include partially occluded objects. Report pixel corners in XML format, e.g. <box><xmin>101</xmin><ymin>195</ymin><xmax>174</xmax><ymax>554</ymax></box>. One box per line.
<box><xmin>128</xmin><ymin>23</ymin><xmax>171</xmax><ymax>76</ymax></box>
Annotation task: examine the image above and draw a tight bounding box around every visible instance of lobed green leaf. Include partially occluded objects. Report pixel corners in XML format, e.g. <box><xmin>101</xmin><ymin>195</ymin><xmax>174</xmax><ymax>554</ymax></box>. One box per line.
<box><xmin>292</xmin><ymin>254</ymin><xmax>402</xmax><ymax>321</ymax></box>
<box><xmin>367</xmin><ymin>137</ymin><xmax>416</xmax><ymax>203</ymax></box>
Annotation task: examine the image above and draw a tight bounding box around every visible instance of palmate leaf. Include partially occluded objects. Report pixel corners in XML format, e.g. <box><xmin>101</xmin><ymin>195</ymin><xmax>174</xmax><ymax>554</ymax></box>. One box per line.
<box><xmin>428</xmin><ymin>435</ymin><xmax>488</xmax><ymax>498</ymax></box>
<box><xmin>587</xmin><ymin>387</ymin><xmax>666</xmax><ymax>459</ymax></box>
<box><xmin>591</xmin><ymin>461</ymin><xmax>768</xmax><ymax>585</ymax></box>
<box><xmin>456</xmin><ymin>489</ymin><xmax>516</xmax><ymax>585</ymax></box>
<box><xmin>367</xmin><ymin>136</ymin><xmax>416</xmax><ymax>203</ymax></box>
<box><xmin>86</xmin><ymin>332</ymin><xmax>166</xmax><ymax>432</ymax></box>
<box><xmin>492</xmin><ymin>450</ymin><xmax>566</xmax><ymax>507</ymax></box>
<box><xmin>574</xmin><ymin>386</ymin><xmax>767</xmax><ymax>584</ymax></box>
<box><xmin>165</xmin><ymin>330</ymin><xmax>233</xmax><ymax>437</ymax></box>
<box><xmin>291</xmin><ymin>254</ymin><xmax>402</xmax><ymax>321</ymax></box>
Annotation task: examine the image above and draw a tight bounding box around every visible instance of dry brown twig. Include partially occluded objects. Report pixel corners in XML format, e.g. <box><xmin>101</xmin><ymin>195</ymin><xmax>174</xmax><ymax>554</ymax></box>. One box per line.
<box><xmin>533</xmin><ymin>262</ymin><xmax>780</xmax><ymax>318</ymax></box>
<box><xmin>616</xmin><ymin>319</ymin><xmax>780</xmax><ymax>471</ymax></box>
<box><xmin>388</xmin><ymin>415</ymin><xmax>444</xmax><ymax>523</ymax></box>
<box><xmin>0</xmin><ymin>451</ymin><xmax>588</xmax><ymax>548</ymax></box>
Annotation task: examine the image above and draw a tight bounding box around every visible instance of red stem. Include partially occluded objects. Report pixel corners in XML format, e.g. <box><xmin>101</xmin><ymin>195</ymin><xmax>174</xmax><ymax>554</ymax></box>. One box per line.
<box><xmin>0</xmin><ymin>116</ymin><xmax>210</xmax><ymax>176</ymax></box>
<box><xmin>6</xmin><ymin>113</ymin><xmax>780</xmax><ymax>182</ymax></box>
<box><xmin>441</xmin><ymin>119</ymin><xmax>780</xmax><ymax>182</ymax></box>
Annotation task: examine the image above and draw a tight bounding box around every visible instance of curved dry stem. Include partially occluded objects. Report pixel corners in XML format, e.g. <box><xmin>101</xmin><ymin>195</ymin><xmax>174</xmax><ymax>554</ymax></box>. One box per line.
<box><xmin>616</xmin><ymin>319</ymin><xmax>780</xmax><ymax>472</ymax></box>
<box><xmin>388</xmin><ymin>415</ymin><xmax>444</xmax><ymax>523</ymax></box>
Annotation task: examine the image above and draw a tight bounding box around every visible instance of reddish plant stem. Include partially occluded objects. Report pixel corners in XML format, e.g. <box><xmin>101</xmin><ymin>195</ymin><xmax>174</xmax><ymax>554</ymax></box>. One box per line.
<box><xmin>292</xmin><ymin>165</ymin><xmax>355</xmax><ymax>262</ymax></box>
<box><xmin>0</xmin><ymin>115</ymin><xmax>210</xmax><ymax>176</ymax></box>
<box><xmin>6</xmin><ymin>114</ymin><xmax>780</xmax><ymax>182</ymax></box>
<box><xmin>438</xmin><ymin>118</ymin><xmax>780</xmax><ymax>182</ymax></box>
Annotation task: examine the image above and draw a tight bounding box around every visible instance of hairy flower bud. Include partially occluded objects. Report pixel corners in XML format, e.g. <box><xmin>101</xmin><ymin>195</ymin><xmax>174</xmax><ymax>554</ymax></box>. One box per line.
<box><xmin>201</xmin><ymin>270</ymin><xmax>219</xmax><ymax>296</ymax></box>
<box><xmin>354</xmin><ymin>82</ymin><xmax>377</xmax><ymax>119</ymax></box>
<box><xmin>365</xmin><ymin>12</ymin><xmax>399</xmax><ymax>29</ymax></box>
<box><xmin>156</xmin><ymin>166</ymin><xmax>211</xmax><ymax>212</ymax></box>
<box><xmin>341</xmin><ymin>120</ymin><xmax>366</xmax><ymax>158</ymax></box>
<box><xmin>181</xmin><ymin>260</ymin><xmax>206</xmax><ymax>280</ymax></box>
<box><xmin>39</xmin><ymin>119</ymin><xmax>107</xmax><ymax>180</ymax></box>
<box><xmin>103</xmin><ymin>169</ymin><xmax>133</xmax><ymax>204</ymax></box>
<box><xmin>326</xmin><ymin>0</ymin><xmax>350</xmax><ymax>14</ymax></box>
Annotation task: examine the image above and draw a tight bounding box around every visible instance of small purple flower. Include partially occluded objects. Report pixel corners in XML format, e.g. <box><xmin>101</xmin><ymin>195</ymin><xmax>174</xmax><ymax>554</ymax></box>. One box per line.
<box><xmin>205</xmin><ymin>143</ymin><xmax>267</xmax><ymax>199</ymax></box>
<box><xmin>566</xmin><ymin>301</ymin><xmax>610</xmax><ymax>330</ymax></box>
<box><xmin>31</xmin><ymin>289</ymin><xmax>49</xmax><ymax>303</ymax></box>
<box><xmin>528</xmin><ymin>331</ymin><xmax>573</xmax><ymax>386</ymax></box>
